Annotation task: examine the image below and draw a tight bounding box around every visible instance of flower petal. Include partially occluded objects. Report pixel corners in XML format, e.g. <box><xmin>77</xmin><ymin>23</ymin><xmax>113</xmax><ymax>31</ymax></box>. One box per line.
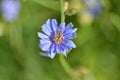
<box><xmin>55</xmin><ymin>44</ymin><xmax>67</xmax><ymax>56</ymax></box>
<box><xmin>42</xmin><ymin>19</ymin><xmax>54</xmax><ymax>36</ymax></box>
<box><xmin>56</xmin><ymin>44</ymin><xmax>60</xmax><ymax>53</ymax></box>
<box><xmin>40</xmin><ymin>52</ymin><xmax>55</xmax><ymax>59</ymax></box>
<box><xmin>48</xmin><ymin>52</ymin><xmax>56</xmax><ymax>59</ymax></box>
<box><xmin>61</xmin><ymin>43</ymin><xmax>72</xmax><ymax>51</ymax></box>
<box><xmin>40</xmin><ymin>42</ymin><xmax>52</xmax><ymax>51</ymax></box>
<box><xmin>56</xmin><ymin>44</ymin><xmax>61</xmax><ymax>53</ymax></box>
<box><xmin>64</xmin><ymin>32</ymin><xmax>76</xmax><ymax>39</ymax></box>
<box><xmin>40</xmin><ymin>39</ymin><xmax>51</xmax><ymax>45</ymax></box>
<box><xmin>40</xmin><ymin>52</ymin><xmax>49</xmax><ymax>57</ymax></box>
<box><xmin>58</xmin><ymin>23</ymin><xmax>65</xmax><ymax>31</ymax></box>
<box><xmin>38</xmin><ymin>32</ymin><xmax>49</xmax><ymax>39</ymax></box>
<box><xmin>51</xmin><ymin>19</ymin><xmax>58</xmax><ymax>32</ymax></box>
<box><xmin>64</xmin><ymin>28</ymin><xmax>77</xmax><ymax>35</ymax></box>
<box><xmin>64</xmin><ymin>40</ymin><xmax>76</xmax><ymax>48</ymax></box>
<box><xmin>65</xmin><ymin>23</ymin><xmax>73</xmax><ymax>31</ymax></box>
<box><xmin>48</xmin><ymin>43</ymin><xmax>56</xmax><ymax>58</ymax></box>
<box><xmin>42</xmin><ymin>24</ymin><xmax>51</xmax><ymax>36</ymax></box>
<box><xmin>64</xmin><ymin>23</ymin><xmax>77</xmax><ymax>35</ymax></box>
<box><xmin>59</xmin><ymin>44</ymin><xmax>67</xmax><ymax>56</ymax></box>
<box><xmin>1</xmin><ymin>0</ymin><xmax>21</xmax><ymax>22</ymax></box>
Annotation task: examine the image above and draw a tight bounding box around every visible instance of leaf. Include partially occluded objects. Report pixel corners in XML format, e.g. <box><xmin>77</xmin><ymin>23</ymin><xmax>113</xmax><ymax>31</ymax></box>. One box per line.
<box><xmin>32</xmin><ymin>0</ymin><xmax>60</xmax><ymax>11</ymax></box>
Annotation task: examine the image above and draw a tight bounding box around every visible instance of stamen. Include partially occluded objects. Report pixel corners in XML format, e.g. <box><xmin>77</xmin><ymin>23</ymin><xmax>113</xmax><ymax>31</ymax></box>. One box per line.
<box><xmin>54</xmin><ymin>30</ymin><xmax>64</xmax><ymax>44</ymax></box>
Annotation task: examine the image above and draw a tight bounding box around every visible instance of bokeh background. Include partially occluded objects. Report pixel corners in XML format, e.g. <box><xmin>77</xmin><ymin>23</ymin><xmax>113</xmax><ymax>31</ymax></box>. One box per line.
<box><xmin>0</xmin><ymin>0</ymin><xmax>120</xmax><ymax>80</ymax></box>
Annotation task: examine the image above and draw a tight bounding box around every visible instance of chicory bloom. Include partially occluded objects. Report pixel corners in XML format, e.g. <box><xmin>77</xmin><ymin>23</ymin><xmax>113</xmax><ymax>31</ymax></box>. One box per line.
<box><xmin>83</xmin><ymin>0</ymin><xmax>102</xmax><ymax>17</ymax></box>
<box><xmin>1</xmin><ymin>0</ymin><xmax>21</xmax><ymax>22</ymax></box>
<box><xmin>38</xmin><ymin>19</ymin><xmax>77</xmax><ymax>58</ymax></box>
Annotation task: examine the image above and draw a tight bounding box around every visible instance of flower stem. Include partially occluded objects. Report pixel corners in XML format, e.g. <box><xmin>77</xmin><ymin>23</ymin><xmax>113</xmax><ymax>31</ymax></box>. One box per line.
<box><xmin>60</xmin><ymin>0</ymin><xmax>65</xmax><ymax>22</ymax></box>
<box><xmin>59</xmin><ymin>0</ymin><xmax>73</xmax><ymax>75</ymax></box>
<box><xmin>59</xmin><ymin>0</ymin><xmax>72</xmax><ymax>75</ymax></box>
<box><xmin>59</xmin><ymin>54</ymin><xmax>73</xmax><ymax>75</ymax></box>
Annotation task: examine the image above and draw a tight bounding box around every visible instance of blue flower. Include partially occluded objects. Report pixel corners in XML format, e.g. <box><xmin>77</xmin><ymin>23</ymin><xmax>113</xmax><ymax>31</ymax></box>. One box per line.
<box><xmin>1</xmin><ymin>0</ymin><xmax>21</xmax><ymax>22</ymax></box>
<box><xmin>88</xmin><ymin>3</ymin><xmax>102</xmax><ymax>17</ymax></box>
<box><xmin>83</xmin><ymin>0</ymin><xmax>102</xmax><ymax>17</ymax></box>
<box><xmin>38</xmin><ymin>19</ymin><xmax>77</xmax><ymax>58</ymax></box>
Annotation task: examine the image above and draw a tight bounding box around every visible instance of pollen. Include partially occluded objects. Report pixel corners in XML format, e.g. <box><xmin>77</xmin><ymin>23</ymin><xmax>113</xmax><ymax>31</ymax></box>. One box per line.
<box><xmin>54</xmin><ymin>30</ymin><xmax>64</xmax><ymax>44</ymax></box>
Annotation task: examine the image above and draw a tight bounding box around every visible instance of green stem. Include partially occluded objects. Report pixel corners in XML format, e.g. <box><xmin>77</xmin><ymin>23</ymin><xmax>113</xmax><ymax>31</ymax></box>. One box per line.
<box><xmin>60</xmin><ymin>0</ymin><xmax>65</xmax><ymax>22</ymax></box>
<box><xmin>59</xmin><ymin>0</ymin><xmax>73</xmax><ymax>75</ymax></box>
<box><xmin>59</xmin><ymin>55</ymin><xmax>73</xmax><ymax>75</ymax></box>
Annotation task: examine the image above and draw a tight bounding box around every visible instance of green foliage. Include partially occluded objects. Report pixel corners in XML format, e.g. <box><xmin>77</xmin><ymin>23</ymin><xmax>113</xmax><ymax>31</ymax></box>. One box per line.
<box><xmin>32</xmin><ymin>0</ymin><xmax>60</xmax><ymax>11</ymax></box>
<box><xmin>0</xmin><ymin>0</ymin><xmax>120</xmax><ymax>80</ymax></box>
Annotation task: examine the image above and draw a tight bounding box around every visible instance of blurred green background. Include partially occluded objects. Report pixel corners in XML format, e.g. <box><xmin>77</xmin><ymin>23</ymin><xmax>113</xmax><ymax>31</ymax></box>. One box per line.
<box><xmin>0</xmin><ymin>0</ymin><xmax>120</xmax><ymax>80</ymax></box>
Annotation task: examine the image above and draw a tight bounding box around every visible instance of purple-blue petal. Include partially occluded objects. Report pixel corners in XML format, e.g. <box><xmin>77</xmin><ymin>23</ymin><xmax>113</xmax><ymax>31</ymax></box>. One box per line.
<box><xmin>58</xmin><ymin>23</ymin><xmax>65</xmax><ymax>32</ymax></box>
<box><xmin>38</xmin><ymin>32</ymin><xmax>49</xmax><ymax>39</ymax></box>
<box><xmin>48</xmin><ymin>43</ymin><xmax>56</xmax><ymax>58</ymax></box>
<box><xmin>59</xmin><ymin>44</ymin><xmax>67</xmax><ymax>56</ymax></box>
<box><xmin>40</xmin><ymin>39</ymin><xmax>51</xmax><ymax>45</ymax></box>
<box><xmin>64</xmin><ymin>28</ymin><xmax>77</xmax><ymax>35</ymax></box>
<box><xmin>42</xmin><ymin>19</ymin><xmax>53</xmax><ymax>35</ymax></box>
<box><xmin>1</xmin><ymin>0</ymin><xmax>21</xmax><ymax>22</ymax></box>
<box><xmin>61</xmin><ymin>43</ymin><xmax>72</xmax><ymax>51</ymax></box>
<box><xmin>64</xmin><ymin>40</ymin><xmax>76</xmax><ymax>48</ymax></box>
<box><xmin>40</xmin><ymin>52</ymin><xmax>49</xmax><ymax>57</ymax></box>
<box><xmin>40</xmin><ymin>42</ymin><xmax>52</xmax><ymax>51</ymax></box>
<box><xmin>64</xmin><ymin>23</ymin><xmax>77</xmax><ymax>35</ymax></box>
<box><xmin>64</xmin><ymin>23</ymin><xmax>73</xmax><ymax>33</ymax></box>
<box><xmin>56</xmin><ymin>45</ymin><xmax>60</xmax><ymax>53</ymax></box>
<box><xmin>51</xmin><ymin>19</ymin><xmax>58</xmax><ymax>32</ymax></box>
<box><xmin>64</xmin><ymin>32</ymin><xmax>76</xmax><ymax>39</ymax></box>
<box><xmin>48</xmin><ymin>52</ymin><xmax>56</xmax><ymax>59</ymax></box>
<box><xmin>42</xmin><ymin>24</ymin><xmax>51</xmax><ymax>36</ymax></box>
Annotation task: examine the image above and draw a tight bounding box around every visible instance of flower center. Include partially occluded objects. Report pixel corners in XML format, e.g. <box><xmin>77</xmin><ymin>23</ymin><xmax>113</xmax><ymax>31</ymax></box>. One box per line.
<box><xmin>53</xmin><ymin>30</ymin><xmax>64</xmax><ymax>44</ymax></box>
